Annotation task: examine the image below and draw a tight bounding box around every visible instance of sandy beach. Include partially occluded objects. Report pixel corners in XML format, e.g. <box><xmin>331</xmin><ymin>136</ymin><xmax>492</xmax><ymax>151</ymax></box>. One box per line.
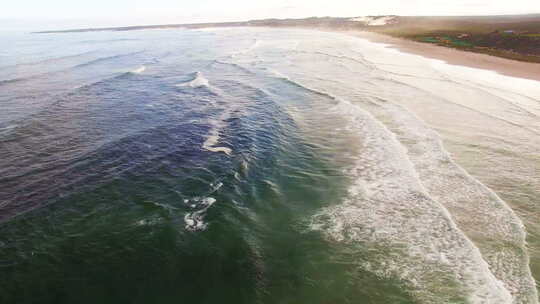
<box><xmin>343</xmin><ymin>30</ymin><xmax>540</xmax><ymax>82</ymax></box>
<box><xmin>2</xmin><ymin>25</ymin><xmax>540</xmax><ymax>303</ymax></box>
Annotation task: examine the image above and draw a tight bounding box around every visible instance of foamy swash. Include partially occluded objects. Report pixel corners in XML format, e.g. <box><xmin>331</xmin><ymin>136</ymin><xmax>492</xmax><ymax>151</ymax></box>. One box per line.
<box><xmin>263</xmin><ymin>73</ymin><xmax>537</xmax><ymax>303</ymax></box>
<box><xmin>1</xmin><ymin>27</ymin><xmax>538</xmax><ymax>304</ymax></box>
<box><xmin>230</xmin><ymin>32</ymin><xmax>539</xmax><ymax>302</ymax></box>
<box><xmin>176</xmin><ymin>72</ymin><xmax>233</xmax><ymax>156</ymax></box>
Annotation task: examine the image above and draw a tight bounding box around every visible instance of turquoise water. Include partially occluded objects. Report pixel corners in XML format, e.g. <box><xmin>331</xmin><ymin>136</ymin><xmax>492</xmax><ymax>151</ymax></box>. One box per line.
<box><xmin>0</xmin><ymin>28</ymin><xmax>538</xmax><ymax>303</ymax></box>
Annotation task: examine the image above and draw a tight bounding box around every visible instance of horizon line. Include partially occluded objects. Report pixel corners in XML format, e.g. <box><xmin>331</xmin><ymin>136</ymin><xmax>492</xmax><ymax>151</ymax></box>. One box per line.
<box><xmin>32</xmin><ymin>13</ymin><xmax>540</xmax><ymax>34</ymax></box>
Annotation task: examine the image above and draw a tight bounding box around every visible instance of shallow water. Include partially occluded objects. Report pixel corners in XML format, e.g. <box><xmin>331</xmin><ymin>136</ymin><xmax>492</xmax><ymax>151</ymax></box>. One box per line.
<box><xmin>0</xmin><ymin>28</ymin><xmax>538</xmax><ymax>303</ymax></box>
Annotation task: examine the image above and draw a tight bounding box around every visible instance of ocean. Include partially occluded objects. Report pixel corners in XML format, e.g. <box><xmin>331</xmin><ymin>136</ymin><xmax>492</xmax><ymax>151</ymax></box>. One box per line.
<box><xmin>0</xmin><ymin>27</ymin><xmax>539</xmax><ymax>303</ymax></box>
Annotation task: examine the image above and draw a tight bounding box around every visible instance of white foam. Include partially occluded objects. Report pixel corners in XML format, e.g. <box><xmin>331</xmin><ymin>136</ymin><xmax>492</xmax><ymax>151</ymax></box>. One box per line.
<box><xmin>231</xmin><ymin>39</ymin><xmax>262</xmax><ymax>58</ymax></box>
<box><xmin>222</xmin><ymin>28</ymin><xmax>538</xmax><ymax>302</ymax></box>
<box><xmin>176</xmin><ymin>71</ymin><xmax>210</xmax><ymax>88</ymax></box>
<box><xmin>210</xmin><ymin>181</ymin><xmax>224</xmax><ymax>192</ymax></box>
<box><xmin>131</xmin><ymin>66</ymin><xmax>146</xmax><ymax>74</ymax></box>
<box><xmin>203</xmin><ymin>133</ymin><xmax>232</xmax><ymax>155</ymax></box>
<box><xmin>247</xmin><ymin>39</ymin><xmax>262</xmax><ymax>52</ymax></box>
<box><xmin>269</xmin><ymin>74</ymin><xmax>513</xmax><ymax>302</ymax></box>
<box><xmin>364</xmin><ymin>100</ymin><xmax>539</xmax><ymax>303</ymax></box>
<box><xmin>184</xmin><ymin>197</ymin><xmax>217</xmax><ymax>231</ymax></box>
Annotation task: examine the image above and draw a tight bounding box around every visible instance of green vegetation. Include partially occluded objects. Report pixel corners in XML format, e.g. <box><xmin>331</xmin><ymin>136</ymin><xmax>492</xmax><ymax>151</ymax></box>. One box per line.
<box><xmin>421</xmin><ymin>37</ymin><xmax>439</xmax><ymax>43</ymax></box>
<box><xmin>418</xmin><ymin>36</ymin><xmax>474</xmax><ymax>48</ymax></box>
<box><xmin>35</xmin><ymin>14</ymin><xmax>540</xmax><ymax>63</ymax></box>
<box><xmin>370</xmin><ymin>15</ymin><xmax>540</xmax><ymax>63</ymax></box>
<box><xmin>522</xmin><ymin>33</ymin><xmax>540</xmax><ymax>38</ymax></box>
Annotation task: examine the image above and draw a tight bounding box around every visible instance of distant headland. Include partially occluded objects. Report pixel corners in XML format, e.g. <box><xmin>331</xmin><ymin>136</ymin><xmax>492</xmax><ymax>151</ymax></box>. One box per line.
<box><xmin>35</xmin><ymin>14</ymin><xmax>540</xmax><ymax>64</ymax></box>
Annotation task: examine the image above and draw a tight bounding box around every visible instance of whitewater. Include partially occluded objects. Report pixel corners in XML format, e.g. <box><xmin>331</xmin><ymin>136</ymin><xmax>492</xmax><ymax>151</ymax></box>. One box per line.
<box><xmin>0</xmin><ymin>27</ymin><xmax>538</xmax><ymax>304</ymax></box>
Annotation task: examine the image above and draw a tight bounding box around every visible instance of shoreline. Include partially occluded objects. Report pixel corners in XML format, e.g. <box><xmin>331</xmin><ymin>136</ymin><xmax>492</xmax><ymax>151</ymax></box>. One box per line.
<box><xmin>338</xmin><ymin>30</ymin><xmax>540</xmax><ymax>82</ymax></box>
<box><xmin>33</xmin><ymin>21</ymin><xmax>540</xmax><ymax>82</ymax></box>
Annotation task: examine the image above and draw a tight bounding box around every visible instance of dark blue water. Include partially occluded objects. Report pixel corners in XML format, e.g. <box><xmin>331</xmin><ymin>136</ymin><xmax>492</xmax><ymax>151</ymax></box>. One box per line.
<box><xmin>0</xmin><ymin>28</ymin><xmax>538</xmax><ymax>303</ymax></box>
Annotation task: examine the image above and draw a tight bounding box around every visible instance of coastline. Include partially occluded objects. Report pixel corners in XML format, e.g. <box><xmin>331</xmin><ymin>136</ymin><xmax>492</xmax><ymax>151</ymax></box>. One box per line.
<box><xmin>5</xmin><ymin>24</ymin><xmax>540</xmax><ymax>302</ymax></box>
<box><xmin>340</xmin><ymin>30</ymin><xmax>540</xmax><ymax>82</ymax></box>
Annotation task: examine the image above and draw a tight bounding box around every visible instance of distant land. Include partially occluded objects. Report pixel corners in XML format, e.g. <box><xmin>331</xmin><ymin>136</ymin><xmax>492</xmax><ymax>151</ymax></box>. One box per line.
<box><xmin>35</xmin><ymin>14</ymin><xmax>540</xmax><ymax>63</ymax></box>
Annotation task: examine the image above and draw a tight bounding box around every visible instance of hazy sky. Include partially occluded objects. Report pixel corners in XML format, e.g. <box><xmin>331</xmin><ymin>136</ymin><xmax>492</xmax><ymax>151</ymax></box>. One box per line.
<box><xmin>2</xmin><ymin>0</ymin><xmax>540</xmax><ymax>30</ymax></box>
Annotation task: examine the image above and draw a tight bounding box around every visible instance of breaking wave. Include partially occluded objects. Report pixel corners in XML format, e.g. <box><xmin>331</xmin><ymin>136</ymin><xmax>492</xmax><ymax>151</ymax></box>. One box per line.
<box><xmin>130</xmin><ymin>66</ymin><xmax>146</xmax><ymax>74</ymax></box>
<box><xmin>267</xmin><ymin>71</ymin><xmax>536</xmax><ymax>303</ymax></box>
<box><xmin>72</xmin><ymin>51</ymin><xmax>145</xmax><ymax>69</ymax></box>
<box><xmin>176</xmin><ymin>71</ymin><xmax>210</xmax><ymax>88</ymax></box>
<box><xmin>1</xmin><ymin>26</ymin><xmax>538</xmax><ymax>304</ymax></box>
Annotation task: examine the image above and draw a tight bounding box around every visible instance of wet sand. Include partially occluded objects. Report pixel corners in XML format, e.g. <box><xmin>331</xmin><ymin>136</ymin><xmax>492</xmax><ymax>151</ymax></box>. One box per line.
<box><xmin>343</xmin><ymin>30</ymin><xmax>540</xmax><ymax>82</ymax></box>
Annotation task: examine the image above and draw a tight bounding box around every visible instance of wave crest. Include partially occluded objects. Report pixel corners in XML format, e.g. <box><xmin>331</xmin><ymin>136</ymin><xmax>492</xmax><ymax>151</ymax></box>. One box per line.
<box><xmin>176</xmin><ymin>71</ymin><xmax>210</xmax><ymax>88</ymax></box>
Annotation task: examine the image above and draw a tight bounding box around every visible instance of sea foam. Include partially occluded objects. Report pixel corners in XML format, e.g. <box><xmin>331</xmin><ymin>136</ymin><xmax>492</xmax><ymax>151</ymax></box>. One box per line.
<box><xmin>365</xmin><ymin>99</ymin><xmax>538</xmax><ymax>303</ymax></box>
<box><xmin>176</xmin><ymin>71</ymin><xmax>210</xmax><ymax>88</ymax></box>
<box><xmin>131</xmin><ymin>66</ymin><xmax>146</xmax><ymax>74</ymax></box>
<box><xmin>269</xmin><ymin>73</ymin><xmax>514</xmax><ymax>303</ymax></box>
<box><xmin>184</xmin><ymin>197</ymin><xmax>217</xmax><ymax>231</ymax></box>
